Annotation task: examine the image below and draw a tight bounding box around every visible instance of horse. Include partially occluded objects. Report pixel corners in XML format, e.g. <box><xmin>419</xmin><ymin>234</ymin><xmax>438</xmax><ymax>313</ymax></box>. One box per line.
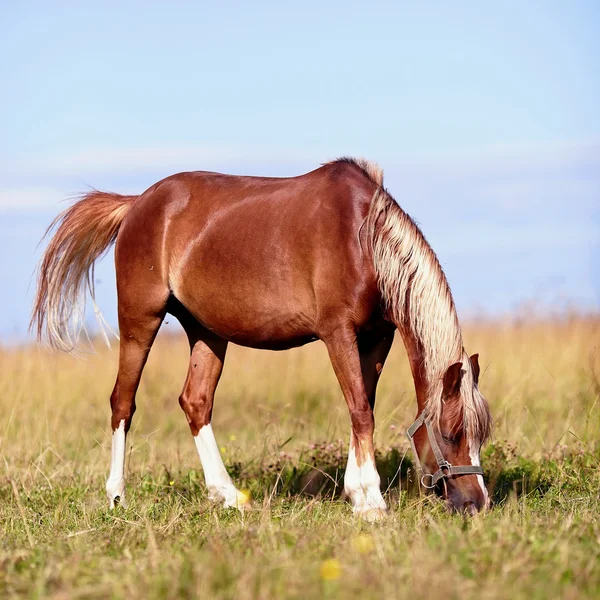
<box><xmin>31</xmin><ymin>157</ymin><xmax>492</xmax><ymax>518</ymax></box>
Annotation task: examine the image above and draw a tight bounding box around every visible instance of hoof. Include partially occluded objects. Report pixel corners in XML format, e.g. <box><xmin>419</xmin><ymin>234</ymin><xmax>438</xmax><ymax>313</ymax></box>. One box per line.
<box><xmin>360</xmin><ymin>508</ymin><xmax>387</xmax><ymax>523</ymax></box>
<box><xmin>211</xmin><ymin>487</ymin><xmax>251</xmax><ymax>511</ymax></box>
<box><xmin>353</xmin><ymin>503</ymin><xmax>388</xmax><ymax>522</ymax></box>
<box><xmin>108</xmin><ymin>494</ymin><xmax>127</xmax><ymax>510</ymax></box>
<box><xmin>106</xmin><ymin>477</ymin><xmax>126</xmax><ymax>509</ymax></box>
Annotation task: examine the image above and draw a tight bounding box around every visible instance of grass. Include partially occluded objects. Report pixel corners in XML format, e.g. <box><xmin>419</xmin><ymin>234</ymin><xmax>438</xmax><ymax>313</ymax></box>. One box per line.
<box><xmin>1</xmin><ymin>316</ymin><xmax>599</xmax><ymax>599</ymax></box>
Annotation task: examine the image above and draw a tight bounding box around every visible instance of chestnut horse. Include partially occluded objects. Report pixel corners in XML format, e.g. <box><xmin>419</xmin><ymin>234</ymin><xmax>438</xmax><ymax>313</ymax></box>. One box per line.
<box><xmin>31</xmin><ymin>158</ymin><xmax>492</xmax><ymax>517</ymax></box>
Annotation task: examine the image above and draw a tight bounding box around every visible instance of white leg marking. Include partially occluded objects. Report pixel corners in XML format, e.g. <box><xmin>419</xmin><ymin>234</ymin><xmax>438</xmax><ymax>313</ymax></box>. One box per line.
<box><xmin>106</xmin><ymin>419</ymin><xmax>127</xmax><ymax>508</ymax></box>
<box><xmin>344</xmin><ymin>436</ymin><xmax>387</xmax><ymax>519</ymax></box>
<box><xmin>469</xmin><ymin>445</ymin><xmax>489</xmax><ymax>507</ymax></box>
<box><xmin>194</xmin><ymin>424</ymin><xmax>246</xmax><ymax>508</ymax></box>
<box><xmin>344</xmin><ymin>441</ymin><xmax>364</xmax><ymax>510</ymax></box>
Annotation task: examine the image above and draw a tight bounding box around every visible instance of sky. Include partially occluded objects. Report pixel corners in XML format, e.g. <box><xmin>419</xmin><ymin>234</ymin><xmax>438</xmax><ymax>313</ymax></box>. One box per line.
<box><xmin>0</xmin><ymin>1</ymin><xmax>599</xmax><ymax>342</ymax></box>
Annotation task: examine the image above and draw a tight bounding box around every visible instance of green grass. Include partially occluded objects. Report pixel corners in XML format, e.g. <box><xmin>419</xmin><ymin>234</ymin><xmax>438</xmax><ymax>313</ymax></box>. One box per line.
<box><xmin>2</xmin><ymin>445</ymin><xmax>599</xmax><ymax>600</ymax></box>
<box><xmin>1</xmin><ymin>318</ymin><xmax>599</xmax><ymax>599</ymax></box>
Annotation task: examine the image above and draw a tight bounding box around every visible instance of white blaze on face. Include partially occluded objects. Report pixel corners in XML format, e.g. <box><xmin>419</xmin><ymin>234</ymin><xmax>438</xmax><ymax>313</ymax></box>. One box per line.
<box><xmin>193</xmin><ymin>424</ymin><xmax>246</xmax><ymax>508</ymax></box>
<box><xmin>469</xmin><ymin>441</ymin><xmax>489</xmax><ymax>507</ymax></box>
<box><xmin>106</xmin><ymin>419</ymin><xmax>127</xmax><ymax>508</ymax></box>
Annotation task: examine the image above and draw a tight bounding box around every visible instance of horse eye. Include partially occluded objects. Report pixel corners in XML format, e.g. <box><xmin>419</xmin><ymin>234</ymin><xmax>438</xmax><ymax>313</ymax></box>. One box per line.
<box><xmin>442</xmin><ymin>433</ymin><xmax>458</xmax><ymax>445</ymax></box>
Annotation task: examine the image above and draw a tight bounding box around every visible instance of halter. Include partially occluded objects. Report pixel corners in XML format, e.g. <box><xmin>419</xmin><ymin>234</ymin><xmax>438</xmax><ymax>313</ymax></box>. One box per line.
<box><xmin>406</xmin><ymin>412</ymin><xmax>484</xmax><ymax>489</ymax></box>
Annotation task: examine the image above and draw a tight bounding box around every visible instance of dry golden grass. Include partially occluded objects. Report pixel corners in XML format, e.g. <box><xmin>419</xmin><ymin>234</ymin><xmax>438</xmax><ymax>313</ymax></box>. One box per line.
<box><xmin>1</xmin><ymin>316</ymin><xmax>599</xmax><ymax>599</ymax></box>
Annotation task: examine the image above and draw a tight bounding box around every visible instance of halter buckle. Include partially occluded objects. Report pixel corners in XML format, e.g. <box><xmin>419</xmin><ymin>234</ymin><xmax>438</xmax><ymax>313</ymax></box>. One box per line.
<box><xmin>439</xmin><ymin>460</ymin><xmax>452</xmax><ymax>473</ymax></box>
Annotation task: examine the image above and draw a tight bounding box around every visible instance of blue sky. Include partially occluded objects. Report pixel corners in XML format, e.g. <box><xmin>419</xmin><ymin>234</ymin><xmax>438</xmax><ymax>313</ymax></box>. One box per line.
<box><xmin>1</xmin><ymin>1</ymin><xmax>599</xmax><ymax>341</ymax></box>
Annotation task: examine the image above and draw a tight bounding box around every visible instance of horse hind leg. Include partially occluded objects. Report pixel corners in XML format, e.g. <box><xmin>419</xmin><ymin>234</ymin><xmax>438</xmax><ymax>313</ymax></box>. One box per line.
<box><xmin>106</xmin><ymin>293</ymin><xmax>167</xmax><ymax>508</ymax></box>
<box><xmin>177</xmin><ymin>320</ymin><xmax>246</xmax><ymax>509</ymax></box>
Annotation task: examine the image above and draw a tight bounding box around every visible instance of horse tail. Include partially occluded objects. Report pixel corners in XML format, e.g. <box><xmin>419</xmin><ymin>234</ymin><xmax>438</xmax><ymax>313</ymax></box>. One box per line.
<box><xmin>31</xmin><ymin>191</ymin><xmax>137</xmax><ymax>351</ymax></box>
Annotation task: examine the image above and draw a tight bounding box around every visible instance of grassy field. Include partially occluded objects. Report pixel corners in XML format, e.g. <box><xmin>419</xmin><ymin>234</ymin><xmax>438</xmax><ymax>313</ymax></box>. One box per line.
<box><xmin>1</xmin><ymin>317</ymin><xmax>599</xmax><ymax>599</ymax></box>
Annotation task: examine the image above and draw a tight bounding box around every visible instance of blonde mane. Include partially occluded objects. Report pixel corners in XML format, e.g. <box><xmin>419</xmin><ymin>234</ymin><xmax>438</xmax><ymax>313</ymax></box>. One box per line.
<box><xmin>344</xmin><ymin>158</ymin><xmax>492</xmax><ymax>444</ymax></box>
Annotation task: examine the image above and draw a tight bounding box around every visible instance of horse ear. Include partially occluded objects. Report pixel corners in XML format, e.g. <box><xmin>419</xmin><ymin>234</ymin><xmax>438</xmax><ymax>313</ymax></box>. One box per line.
<box><xmin>443</xmin><ymin>362</ymin><xmax>463</xmax><ymax>397</ymax></box>
<box><xmin>470</xmin><ymin>353</ymin><xmax>480</xmax><ymax>384</ymax></box>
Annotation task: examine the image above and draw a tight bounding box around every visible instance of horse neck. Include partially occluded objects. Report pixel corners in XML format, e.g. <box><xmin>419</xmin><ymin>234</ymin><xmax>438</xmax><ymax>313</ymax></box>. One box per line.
<box><xmin>397</xmin><ymin>328</ymin><xmax>429</xmax><ymax>413</ymax></box>
<box><xmin>366</xmin><ymin>186</ymin><xmax>464</xmax><ymax>406</ymax></box>
<box><xmin>397</xmin><ymin>325</ymin><xmax>462</xmax><ymax>416</ymax></box>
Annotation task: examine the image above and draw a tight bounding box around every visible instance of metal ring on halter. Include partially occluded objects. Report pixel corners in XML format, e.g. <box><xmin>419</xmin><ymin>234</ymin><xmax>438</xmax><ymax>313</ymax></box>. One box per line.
<box><xmin>420</xmin><ymin>473</ymin><xmax>435</xmax><ymax>489</ymax></box>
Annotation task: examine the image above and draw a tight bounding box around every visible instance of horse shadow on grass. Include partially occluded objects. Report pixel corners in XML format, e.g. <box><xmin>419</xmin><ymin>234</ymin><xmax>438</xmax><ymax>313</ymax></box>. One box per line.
<box><xmin>243</xmin><ymin>440</ymin><xmax>561</xmax><ymax>505</ymax></box>
<box><xmin>175</xmin><ymin>440</ymin><xmax>556</xmax><ymax>506</ymax></box>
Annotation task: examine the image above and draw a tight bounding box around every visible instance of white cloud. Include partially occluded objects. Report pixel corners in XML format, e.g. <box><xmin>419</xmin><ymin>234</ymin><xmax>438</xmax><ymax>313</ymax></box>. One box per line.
<box><xmin>384</xmin><ymin>139</ymin><xmax>600</xmax><ymax>179</ymax></box>
<box><xmin>0</xmin><ymin>139</ymin><xmax>598</xmax><ymax>214</ymax></box>
<box><xmin>0</xmin><ymin>187</ymin><xmax>66</xmax><ymax>211</ymax></box>
<box><xmin>0</xmin><ymin>144</ymin><xmax>320</xmax><ymax>210</ymax></box>
<box><xmin>439</xmin><ymin>223</ymin><xmax>600</xmax><ymax>255</ymax></box>
<box><xmin>3</xmin><ymin>138</ymin><xmax>596</xmax><ymax>180</ymax></box>
<box><xmin>0</xmin><ymin>144</ymin><xmax>320</xmax><ymax>179</ymax></box>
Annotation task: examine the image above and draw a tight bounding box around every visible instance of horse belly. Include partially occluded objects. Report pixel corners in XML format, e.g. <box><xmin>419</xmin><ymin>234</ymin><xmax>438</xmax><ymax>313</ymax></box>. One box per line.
<box><xmin>170</xmin><ymin>239</ymin><xmax>319</xmax><ymax>348</ymax></box>
<box><xmin>175</xmin><ymin>285</ymin><xmax>318</xmax><ymax>348</ymax></box>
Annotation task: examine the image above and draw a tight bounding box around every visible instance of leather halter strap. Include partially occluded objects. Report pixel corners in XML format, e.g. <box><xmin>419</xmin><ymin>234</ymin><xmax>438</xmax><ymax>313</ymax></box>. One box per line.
<box><xmin>406</xmin><ymin>412</ymin><xmax>484</xmax><ymax>488</ymax></box>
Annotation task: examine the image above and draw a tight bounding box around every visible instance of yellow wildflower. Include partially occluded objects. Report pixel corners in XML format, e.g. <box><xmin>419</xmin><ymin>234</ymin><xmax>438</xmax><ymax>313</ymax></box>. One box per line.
<box><xmin>237</xmin><ymin>489</ymin><xmax>251</xmax><ymax>506</ymax></box>
<box><xmin>320</xmin><ymin>558</ymin><xmax>341</xmax><ymax>581</ymax></box>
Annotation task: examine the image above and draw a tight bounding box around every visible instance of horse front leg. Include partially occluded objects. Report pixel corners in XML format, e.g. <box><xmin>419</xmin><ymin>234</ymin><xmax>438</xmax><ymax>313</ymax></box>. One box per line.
<box><xmin>324</xmin><ymin>327</ymin><xmax>387</xmax><ymax>521</ymax></box>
